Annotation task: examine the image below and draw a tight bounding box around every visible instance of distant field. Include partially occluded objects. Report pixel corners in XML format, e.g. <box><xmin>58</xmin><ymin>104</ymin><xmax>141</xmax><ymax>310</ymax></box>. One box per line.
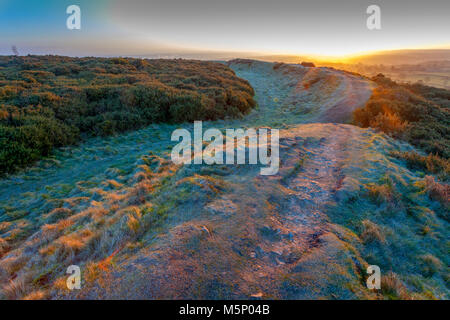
<box><xmin>384</xmin><ymin>72</ymin><xmax>450</xmax><ymax>90</ymax></box>
<box><xmin>0</xmin><ymin>56</ymin><xmax>255</xmax><ymax>175</ymax></box>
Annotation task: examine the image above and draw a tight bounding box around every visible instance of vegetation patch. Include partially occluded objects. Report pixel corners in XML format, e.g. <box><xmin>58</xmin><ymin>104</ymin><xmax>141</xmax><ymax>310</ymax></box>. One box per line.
<box><xmin>0</xmin><ymin>55</ymin><xmax>255</xmax><ymax>175</ymax></box>
<box><xmin>353</xmin><ymin>74</ymin><xmax>449</xmax><ymax>160</ymax></box>
<box><xmin>390</xmin><ymin>151</ymin><xmax>449</xmax><ymax>182</ymax></box>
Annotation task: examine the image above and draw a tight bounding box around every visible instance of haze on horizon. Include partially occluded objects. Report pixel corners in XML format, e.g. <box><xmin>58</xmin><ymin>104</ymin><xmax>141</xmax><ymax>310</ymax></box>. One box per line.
<box><xmin>0</xmin><ymin>0</ymin><xmax>449</xmax><ymax>60</ymax></box>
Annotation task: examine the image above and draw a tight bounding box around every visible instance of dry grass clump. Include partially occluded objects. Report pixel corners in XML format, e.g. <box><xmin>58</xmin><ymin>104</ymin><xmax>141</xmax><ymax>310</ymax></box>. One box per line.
<box><xmin>126</xmin><ymin>211</ymin><xmax>142</xmax><ymax>235</ymax></box>
<box><xmin>381</xmin><ymin>272</ymin><xmax>411</xmax><ymax>300</ymax></box>
<box><xmin>86</xmin><ymin>205</ymin><xmax>109</xmax><ymax>223</ymax></box>
<box><xmin>367</xmin><ymin>183</ymin><xmax>394</xmax><ymax>205</ymax></box>
<box><xmin>360</xmin><ymin>220</ymin><xmax>385</xmax><ymax>244</ymax></box>
<box><xmin>1</xmin><ymin>276</ymin><xmax>28</xmax><ymax>300</ymax></box>
<box><xmin>365</xmin><ymin>175</ymin><xmax>404</xmax><ymax>213</ymax></box>
<box><xmin>126</xmin><ymin>180</ymin><xmax>153</xmax><ymax>205</ymax></box>
<box><xmin>0</xmin><ymin>238</ymin><xmax>9</xmax><ymax>258</ymax></box>
<box><xmin>40</xmin><ymin>228</ymin><xmax>94</xmax><ymax>261</ymax></box>
<box><xmin>41</xmin><ymin>219</ymin><xmax>75</xmax><ymax>241</ymax></box>
<box><xmin>177</xmin><ymin>174</ymin><xmax>225</xmax><ymax>196</ymax></box>
<box><xmin>43</xmin><ymin>208</ymin><xmax>73</xmax><ymax>224</ymax></box>
<box><xmin>419</xmin><ymin>254</ymin><xmax>443</xmax><ymax>277</ymax></box>
<box><xmin>371</xmin><ymin>112</ymin><xmax>408</xmax><ymax>135</ymax></box>
<box><xmin>0</xmin><ymin>221</ymin><xmax>11</xmax><ymax>233</ymax></box>
<box><xmin>63</xmin><ymin>196</ymin><xmax>90</xmax><ymax>208</ymax></box>
<box><xmin>424</xmin><ymin>175</ymin><xmax>449</xmax><ymax>206</ymax></box>
<box><xmin>353</xmin><ymin>75</ymin><xmax>450</xmax><ymax>161</ymax></box>
<box><xmin>0</xmin><ymin>254</ymin><xmax>29</xmax><ymax>276</ymax></box>
<box><xmin>0</xmin><ymin>153</ymin><xmax>177</xmax><ymax>299</ymax></box>
<box><xmin>58</xmin><ymin>229</ymin><xmax>94</xmax><ymax>251</ymax></box>
<box><xmin>22</xmin><ymin>290</ymin><xmax>47</xmax><ymax>300</ymax></box>
<box><xmin>104</xmin><ymin>179</ymin><xmax>123</xmax><ymax>189</ymax></box>
<box><xmin>84</xmin><ymin>262</ymin><xmax>103</xmax><ymax>284</ymax></box>
<box><xmin>52</xmin><ymin>276</ymin><xmax>70</xmax><ymax>294</ymax></box>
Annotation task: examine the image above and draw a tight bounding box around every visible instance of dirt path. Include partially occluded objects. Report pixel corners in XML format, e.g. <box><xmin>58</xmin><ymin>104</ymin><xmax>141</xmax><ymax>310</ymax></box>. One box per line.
<box><xmin>78</xmin><ymin>124</ymin><xmax>379</xmax><ymax>299</ymax></box>
<box><xmin>316</xmin><ymin>71</ymin><xmax>374</xmax><ymax>123</ymax></box>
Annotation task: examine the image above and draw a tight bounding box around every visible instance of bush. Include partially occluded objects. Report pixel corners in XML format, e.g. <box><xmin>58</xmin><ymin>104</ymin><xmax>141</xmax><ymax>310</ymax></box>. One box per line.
<box><xmin>371</xmin><ymin>112</ymin><xmax>407</xmax><ymax>135</ymax></box>
<box><xmin>353</xmin><ymin>75</ymin><xmax>450</xmax><ymax>159</ymax></box>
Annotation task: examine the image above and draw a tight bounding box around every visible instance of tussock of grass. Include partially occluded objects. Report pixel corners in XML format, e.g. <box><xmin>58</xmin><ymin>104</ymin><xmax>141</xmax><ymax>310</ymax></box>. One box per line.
<box><xmin>371</xmin><ymin>112</ymin><xmax>408</xmax><ymax>135</ymax></box>
<box><xmin>1</xmin><ymin>276</ymin><xmax>28</xmax><ymax>299</ymax></box>
<box><xmin>366</xmin><ymin>178</ymin><xmax>403</xmax><ymax>213</ymax></box>
<box><xmin>360</xmin><ymin>220</ymin><xmax>385</xmax><ymax>244</ymax></box>
<box><xmin>367</xmin><ymin>183</ymin><xmax>394</xmax><ymax>205</ymax></box>
<box><xmin>390</xmin><ymin>151</ymin><xmax>450</xmax><ymax>182</ymax></box>
<box><xmin>0</xmin><ymin>255</ymin><xmax>29</xmax><ymax>276</ymax></box>
<box><xmin>424</xmin><ymin>176</ymin><xmax>449</xmax><ymax>208</ymax></box>
<box><xmin>381</xmin><ymin>272</ymin><xmax>411</xmax><ymax>300</ymax></box>
<box><xmin>419</xmin><ymin>254</ymin><xmax>443</xmax><ymax>277</ymax></box>
<box><xmin>43</xmin><ymin>208</ymin><xmax>73</xmax><ymax>224</ymax></box>
<box><xmin>353</xmin><ymin>74</ymin><xmax>450</xmax><ymax>159</ymax></box>
<box><xmin>22</xmin><ymin>290</ymin><xmax>47</xmax><ymax>300</ymax></box>
<box><xmin>125</xmin><ymin>207</ymin><xmax>142</xmax><ymax>235</ymax></box>
<box><xmin>0</xmin><ymin>238</ymin><xmax>9</xmax><ymax>258</ymax></box>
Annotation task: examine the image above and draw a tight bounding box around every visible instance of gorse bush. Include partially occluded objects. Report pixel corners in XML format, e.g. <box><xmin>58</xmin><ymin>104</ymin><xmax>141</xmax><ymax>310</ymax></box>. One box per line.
<box><xmin>353</xmin><ymin>74</ymin><xmax>450</xmax><ymax>181</ymax></box>
<box><xmin>0</xmin><ymin>55</ymin><xmax>255</xmax><ymax>174</ymax></box>
<box><xmin>353</xmin><ymin>74</ymin><xmax>450</xmax><ymax>158</ymax></box>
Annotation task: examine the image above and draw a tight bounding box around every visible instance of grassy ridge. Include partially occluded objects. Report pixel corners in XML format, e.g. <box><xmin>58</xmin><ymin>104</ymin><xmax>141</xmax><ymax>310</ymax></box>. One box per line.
<box><xmin>0</xmin><ymin>55</ymin><xmax>256</xmax><ymax>175</ymax></box>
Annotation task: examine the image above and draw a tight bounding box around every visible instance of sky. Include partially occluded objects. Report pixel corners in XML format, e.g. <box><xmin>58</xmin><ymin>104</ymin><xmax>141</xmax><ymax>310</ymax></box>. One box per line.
<box><xmin>0</xmin><ymin>0</ymin><xmax>449</xmax><ymax>58</ymax></box>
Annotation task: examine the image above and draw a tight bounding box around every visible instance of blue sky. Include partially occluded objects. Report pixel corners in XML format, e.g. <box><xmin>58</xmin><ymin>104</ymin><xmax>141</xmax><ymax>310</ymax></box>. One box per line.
<box><xmin>0</xmin><ymin>0</ymin><xmax>449</xmax><ymax>57</ymax></box>
<box><xmin>0</xmin><ymin>0</ymin><xmax>119</xmax><ymax>55</ymax></box>
<box><xmin>0</xmin><ymin>1</ymin><xmax>109</xmax><ymax>37</ymax></box>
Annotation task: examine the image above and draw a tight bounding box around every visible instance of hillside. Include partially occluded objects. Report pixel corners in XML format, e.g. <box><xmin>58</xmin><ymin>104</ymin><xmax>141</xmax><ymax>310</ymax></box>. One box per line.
<box><xmin>0</xmin><ymin>59</ymin><xmax>448</xmax><ymax>300</ymax></box>
<box><xmin>0</xmin><ymin>56</ymin><xmax>255</xmax><ymax>175</ymax></box>
<box><xmin>253</xmin><ymin>50</ymin><xmax>450</xmax><ymax>90</ymax></box>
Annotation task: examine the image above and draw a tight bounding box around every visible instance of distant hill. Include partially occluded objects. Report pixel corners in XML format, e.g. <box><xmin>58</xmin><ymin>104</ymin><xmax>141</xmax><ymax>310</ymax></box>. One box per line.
<box><xmin>345</xmin><ymin>49</ymin><xmax>450</xmax><ymax>65</ymax></box>
<box><xmin>253</xmin><ymin>49</ymin><xmax>450</xmax><ymax>66</ymax></box>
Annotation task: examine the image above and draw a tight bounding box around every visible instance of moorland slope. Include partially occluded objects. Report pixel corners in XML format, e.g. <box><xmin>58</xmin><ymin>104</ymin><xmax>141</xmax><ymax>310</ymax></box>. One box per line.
<box><xmin>0</xmin><ymin>56</ymin><xmax>255</xmax><ymax>174</ymax></box>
